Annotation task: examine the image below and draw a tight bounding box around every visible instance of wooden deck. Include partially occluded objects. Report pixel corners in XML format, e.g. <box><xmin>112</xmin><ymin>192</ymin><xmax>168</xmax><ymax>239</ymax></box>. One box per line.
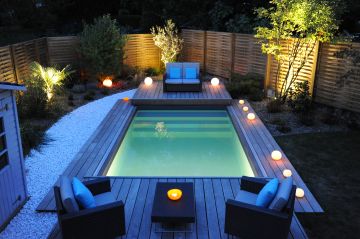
<box><xmin>48</xmin><ymin>178</ymin><xmax>308</xmax><ymax>239</ymax></box>
<box><xmin>131</xmin><ymin>81</ymin><xmax>232</xmax><ymax>106</ymax></box>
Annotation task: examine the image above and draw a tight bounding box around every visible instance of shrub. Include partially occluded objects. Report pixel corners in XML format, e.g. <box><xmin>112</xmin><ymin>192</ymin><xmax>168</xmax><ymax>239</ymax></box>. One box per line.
<box><xmin>83</xmin><ymin>91</ymin><xmax>96</xmax><ymax>101</ymax></box>
<box><xmin>288</xmin><ymin>81</ymin><xmax>313</xmax><ymax>114</ymax></box>
<box><xmin>267</xmin><ymin>99</ymin><xmax>283</xmax><ymax>113</ymax></box>
<box><xmin>20</xmin><ymin>121</ymin><xmax>50</xmax><ymax>156</ymax></box>
<box><xmin>226</xmin><ymin>73</ymin><xmax>264</xmax><ymax>100</ymax></box>
<box><xmin>46</xmin><ymin>98</ymin><xmax>67</xmax><ymax>119</ymax></box>
<box><xmin>79</xmin><ymin>14</ymin><xmax>127</xmax><ymax>81</ymax></box>
<box><xmin>144</xmin><ymin>67</ymin><xmax>160</xmax><ymax>77</ymax></box>
<box><xmin>151</xmin><ymin>19</ymin><xmax>183</xmax><ymax>65</ymax></box>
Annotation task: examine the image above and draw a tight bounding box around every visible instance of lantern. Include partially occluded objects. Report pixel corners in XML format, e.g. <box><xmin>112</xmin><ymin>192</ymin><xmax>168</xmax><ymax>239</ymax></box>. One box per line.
<box><xmin>243</xmin><ymin>106</ymin><xmax>249</xmax><ymax>112</ymax></box>
<box><xmin>296</xmin><ymin>188</ymin><xmax>305</xmax><ymax>198</ymax></box>
<box><xmin>103</xmin><ymin>78</ymin><xmax>113</xmax><ymax>88</ymax></box>
<box><xmin>271</xmin><ymin>150</ymin><xmax>282</xmax><ymax>161</ymax></box>
<box><xmin>283</xmin><ymin>169</ymin><xmax>292</xmax><ymax>178</ymax></box>
<box><xmin>239</xmin><ymin>99</ymin><xmax>245</xmax><ymax>105</ymax></box>
<box><xmin>167</xmin><ymin>189</ymin><xmax>182</xmax><ymax>201</ymax></box>
<box><xmin>211</xmin><ymin>77</ymin><xmax>220</xmax><ymax>86</ymax></box>
<box><xmin>144</xmin><ymin>77</ymin><xmax>153</xmax><ymax>86</ymax></box>
<box><xmin>247</xmin><ymin>113</ymin><xmax>255</xmax><ymax>120</ymax></box>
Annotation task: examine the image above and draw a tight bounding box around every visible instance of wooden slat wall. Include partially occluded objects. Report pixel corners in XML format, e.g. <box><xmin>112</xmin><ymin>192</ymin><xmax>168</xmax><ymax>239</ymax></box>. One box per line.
<box><xmin>123</xmin><ymin>34</ymin><xmax>160</xmax><ymax>69</ymax></box>
<box><xmin>0</xmin><ymin>46</ymin><xmax>16</xmax><ymax>83</ymax></box>
<box><xmin>315</xmin><ymin>42</ymin><xmax>360</xmax><ymax>112</ymax></box>
<box><xmin>47</xmin><ymin>36</ymin><xmax>79</xmax><ymax>67</ymax></box>
<box><xmin>267</xmin><ymin>39</ymin><xmax>318</xmax><ymax>95</ymax></box>
<box><xmin>181</xmin><ymin>29</ymin><xmax>206</xmax><ymax>71</ymax></box>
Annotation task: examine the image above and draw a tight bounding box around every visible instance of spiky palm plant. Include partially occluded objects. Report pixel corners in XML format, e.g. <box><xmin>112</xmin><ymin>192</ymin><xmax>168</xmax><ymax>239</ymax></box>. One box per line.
<box><xmin>29</xmin><ymin>62</ymin><xmax>73</xmax><ymax>100</ymax></box>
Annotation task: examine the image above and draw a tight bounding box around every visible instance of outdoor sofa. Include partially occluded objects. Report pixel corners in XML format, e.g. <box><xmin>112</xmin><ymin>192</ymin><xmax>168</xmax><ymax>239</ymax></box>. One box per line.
<box><xmin>54</xmin><ymin>177</ymin><xmax>125</xmax><ymax>239</ymax></box>
<box><xmin>163</xmin><ymin>62</ymin><xmax>202</xmax><ymax>92</ymax></box>
<box><xmin>225</xmin><ymin>176</ymin><xmax>296</xmax><ymax>239</ymax></box>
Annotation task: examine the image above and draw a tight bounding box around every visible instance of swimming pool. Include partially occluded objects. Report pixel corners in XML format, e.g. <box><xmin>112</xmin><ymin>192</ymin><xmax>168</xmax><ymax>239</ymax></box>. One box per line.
<box><xmin>105</xmin><ymin>109</ymin><xmax>254</xmax><ymax>177</ymax></box>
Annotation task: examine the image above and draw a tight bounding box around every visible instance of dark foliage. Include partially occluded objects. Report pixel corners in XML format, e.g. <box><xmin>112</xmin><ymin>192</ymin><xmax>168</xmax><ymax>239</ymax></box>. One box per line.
<box><xmin>266</xmin><ymin>98</ymin><xmax>282</xmax><ymax>113</ymax></box>
<box><xmin>226</xmin><ymin>73</ymin><xmax>264</xmax><ymax>101</ymax></box>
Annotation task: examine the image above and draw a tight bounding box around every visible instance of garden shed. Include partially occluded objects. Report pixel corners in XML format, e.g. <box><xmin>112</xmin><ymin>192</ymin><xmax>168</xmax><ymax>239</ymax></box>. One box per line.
<box><xmin>0</xmin><ymin>82</ymin><xmax>27</xmax><ymax>231</ymax></box>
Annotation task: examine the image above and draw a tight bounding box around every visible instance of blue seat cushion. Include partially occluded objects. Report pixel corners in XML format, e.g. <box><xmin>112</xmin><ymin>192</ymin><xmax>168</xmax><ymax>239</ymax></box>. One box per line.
<box><xmin>183</xmin><ymin>79</ymin><xmax>200</xmax><ymax>84</ymax></box>
<box><xmin>184</xmin><ymin>67</ymin><xmax>196</xmax><ymax>79</ymax></box>
<box><xmin>72</xmin><ymin>177</ymin><xmax>96</xmax><ymax>209</ymax></box>
<box><xmin>269</xmin><ymin>177</ymin><xmax>293</xmax><ymax>211</ymax></box>
<box><xmin>235</xmin><ymin>190</ymin><xmax>258</xmax><ymax>205</ymax></box>
<box><xmin>165</xmin><ymin>79</ymin><xmax>182</xmax><ymax>84</ymax></box>
<box><xmin>255</xmin><ymin>178</ymin><xmax>279</xmax><ymax>207</ymax></box>
<box><xmin>169</xmin><ymin>67</ymin><xmax>181</xmax><ymax>79</ymax></box>
<box><xmin>94</xmin><ymin>192</ymin><xmax>116</xmax><ymax>206</ymax></box>
<box><xmin>60</xmin><ymin>176</ymin><xmax>79</xmax><ymax>213</ymax></box>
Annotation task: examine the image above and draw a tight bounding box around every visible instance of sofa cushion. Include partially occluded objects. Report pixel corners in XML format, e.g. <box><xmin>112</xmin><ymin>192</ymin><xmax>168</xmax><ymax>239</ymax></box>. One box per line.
<box><xmin>269</xmin><ymin>177</ymin><xmax>293</xmax><ymax>211</ymax></box>
<box><xmin>165</xmin><ymin>79</ymin><xmax>182</xmax><ymax>84</ymax></box>
<box><xmin>72</xmin><ymin>177</ymin><xmax>96</xmax><ymax>209</ymax></box>
<box><xmin>60</xmin><ymin>176</ymin><xmax>79</xmax><ymax>213</ymax></box>
<box><xmin>183</xmin><ymin>79</ymin><xmax>200</xmax><ymax>84</ymax></box>
<box><xmin>94</xmin><ymin>192</ymin><xmax>116</xmax><ymax>206</ymax></box>
<box><xmin>184</xmin><ymin>67</ymin><xmax>197</xmax><ymax>79</ymax></box>
<box><xmin>169</xmin><ymin>67</ymin><xmax>181</xmax><ymax>79</ymax></box>
<box><xmin>255</xmin><ymin>178</ymin><xmax>279</xmax><ymax>207</ymax></box>
<box><xmin>235</xmin><ymin>190</ymin><xmax>258</xmax><ymax>205</ymax></box>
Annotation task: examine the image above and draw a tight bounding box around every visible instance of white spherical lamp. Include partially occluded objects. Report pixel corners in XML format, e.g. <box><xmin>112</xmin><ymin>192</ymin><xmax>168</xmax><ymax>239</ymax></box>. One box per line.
<box><xmin>102</xmin><ymin>78</ymin><xmax>113</xmax><ymax>88</ymax></box>
<box><xmin>211</xmin><ymin>77</ymin><xmax>220</xmax><ymax>86</ymax></box>
<box><xmin>271</xmin><ymin>150</ymin><xmax>282</xmax><ymax>161</ymax></box>
<box><xmin>243</xmin><ymin>106</ymin><xmax>249</xmax><ymax>112</ymax></box>
<box><xmin>296</xmin><ymin>188</ymin><xmax>305</xmax><ymax>198</ymax></box>
<box><xmin>144</xmin><ymin>77</ymin><xmax>153</xmax><ymax>86</ymax></box>
<box><xmin>239</xmin><ymin>99</ymin><xmax>245</xmax><ymax>105</ymax></box>
<box><xmin>247</xmin><ymin>113</ymin><xmax>255</xmax><ymax>120</ymax></box>
<box><xmin>283</xmin><ymin>169</ymin><xmax>292</xmax><ymax>178</ymax></box>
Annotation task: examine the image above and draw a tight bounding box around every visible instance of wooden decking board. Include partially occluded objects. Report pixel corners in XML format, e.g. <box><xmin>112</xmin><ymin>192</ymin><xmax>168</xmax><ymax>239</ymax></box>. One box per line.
<box><xmin>48</xmin><ymin>178</ymin><xmax>308</xmax><ymax>239</ymax></box>
<box><xmin>132</xmin><ymin>81</ymin><xmax>232</xmax><ymax>106</ymax></box>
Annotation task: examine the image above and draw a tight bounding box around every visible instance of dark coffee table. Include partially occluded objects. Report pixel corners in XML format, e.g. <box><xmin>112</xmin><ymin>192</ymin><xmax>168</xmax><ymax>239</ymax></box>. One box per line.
<box><xmin>151</xmin><ymin>182</ymin><xmax>195</xmax><ymax>232</ymax></box>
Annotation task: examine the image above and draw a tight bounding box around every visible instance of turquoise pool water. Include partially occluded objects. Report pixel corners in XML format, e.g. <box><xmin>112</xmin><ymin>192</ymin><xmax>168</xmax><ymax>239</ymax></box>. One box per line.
<box><xmin>106</xmin><ymin>110</ymin><xmax>254</xmax><ymax>177</ymax></box>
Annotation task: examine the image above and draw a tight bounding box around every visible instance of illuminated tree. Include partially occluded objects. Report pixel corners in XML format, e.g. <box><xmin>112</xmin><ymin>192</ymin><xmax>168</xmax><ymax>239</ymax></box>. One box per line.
<box><xmin>255</xmin><ymin>0</ymin><xmax>338</xmax><ymax>102</ymax></box>
<box><xmin>151</xmin><ymin>19</ymin><xmax>183</xmax><ymax>65</ymax></box>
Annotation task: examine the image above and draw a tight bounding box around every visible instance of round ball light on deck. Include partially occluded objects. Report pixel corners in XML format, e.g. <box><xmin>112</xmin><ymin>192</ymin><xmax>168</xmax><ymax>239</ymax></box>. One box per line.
<box><xmin>239</xmin><ymin>99</ymin><xmax>245</xmax><ymax>105</ymax></box>
<box><xmin>167</xmin><ymin>189</ymin><xmax>182</xmax><ymax>201</ymax></box>
<box><xmin>243</xmin><ymin>106</ymin><xmax>249</xmax><ymax>112</ymax></box>
<box><xmin>296</xmin><ymin>188</ymin><xmax>305</xmax><ymax>198</ymax></box>
<box><xmin>271</xmin><ymin>150</ymin><xmax>282</xmax><ymax>161</ymax></box>
<box><xmin>211</xmin><ymin>77</ymin><xmax>220</xmax><ymax>86</ymax></box>
<box><xmin>102</xmin><ymin>78</ymin><xmax>113</xmax><ymax>88</ymax></box>
<box><xmin>144</xmin><ymin>77</ymin><xmax>153</xmax><ymax>86</ymax></box>
<box><xmin>283</xmin><ymin>169</ymin><xmax>292</xmax><ymax>178</ymax></box>
<box><xmin>123</xmin><ymin>97</ymin><xmax>129</xmax><ymax>102</ymax></box>
<box><xmin>247</xmin><ymin>113</ymin><xmax>256</xmax><ymax>120</ymax></box>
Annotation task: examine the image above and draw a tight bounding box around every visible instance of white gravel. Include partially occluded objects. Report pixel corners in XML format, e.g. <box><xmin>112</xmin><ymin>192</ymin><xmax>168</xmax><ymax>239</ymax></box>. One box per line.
<box><xmin>0</xmin><ymin>89</ymin><xmax>136</xmax><ymax>239</ymax></box>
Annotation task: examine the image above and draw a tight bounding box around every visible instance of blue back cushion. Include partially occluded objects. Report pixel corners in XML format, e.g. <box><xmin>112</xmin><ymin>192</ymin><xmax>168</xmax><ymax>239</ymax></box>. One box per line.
<box><xmin>184</xmin><ymin>67</ymin><xmax>196</xmax><ymax>79</ymax></box>
<box><xmin>72</xmin><ymin>177</ymin><xmax>96</xmax><ymax>209</ymax></box>
<box><xmin>169</xmin><ymin>67</ymin><xmax>181</xmax><ymax>79</ymax></box>
<box><xmin>269</xmin><ymin>177</ymin><xmax>293</xmax><ymax>211</ymax></box>
<box><xmin>256</xmin><ymin>178</ymin><xmax>279</xmax><ymax>207</ymax></box>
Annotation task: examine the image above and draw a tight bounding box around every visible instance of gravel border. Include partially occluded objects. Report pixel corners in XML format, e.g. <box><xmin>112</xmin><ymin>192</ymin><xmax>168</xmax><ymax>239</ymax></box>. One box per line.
<box><xmin>0</xmin><ymin>89</ymin><xmax>136</xmax><ymax>239</ymax></box>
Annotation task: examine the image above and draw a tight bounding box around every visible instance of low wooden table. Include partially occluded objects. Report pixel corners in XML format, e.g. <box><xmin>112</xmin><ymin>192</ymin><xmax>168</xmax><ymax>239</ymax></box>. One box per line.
<box><xmin>151</xmin><ymin>182</ymin><xmax>195</xmax><ymax>232</ymax></box>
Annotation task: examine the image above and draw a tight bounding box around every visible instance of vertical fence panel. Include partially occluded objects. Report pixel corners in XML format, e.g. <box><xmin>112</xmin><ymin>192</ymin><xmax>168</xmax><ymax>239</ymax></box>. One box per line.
<box><xmin>47</xmin><ymin>36</ymin><xmax>79</xmax><ymax>67</ymax></box>
<box><xmin>0</xmin><ymin>46</ymin><xmax>17</xmax><ymax>83</ymax></box>
<box><xmin>181</xmin><ymin>29</ymin><xmax>206</xmax><ymax>71</ymax></box>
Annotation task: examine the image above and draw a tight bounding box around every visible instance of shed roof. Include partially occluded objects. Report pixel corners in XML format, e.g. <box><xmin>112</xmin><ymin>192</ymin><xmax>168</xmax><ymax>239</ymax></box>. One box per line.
<box><xmin>0</xmin><ymin>82</ymin><xmax>26</xmax><ymax>91</ymax></box>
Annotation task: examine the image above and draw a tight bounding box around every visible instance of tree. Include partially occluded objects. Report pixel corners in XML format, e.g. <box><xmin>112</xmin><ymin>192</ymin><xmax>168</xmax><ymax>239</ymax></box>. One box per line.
<box><xmin>150</xmin><ymin>19</ymin><xmax>183</xmax><ymax>66</ymax></box>
<box><xmin>79</xmin><ymin>14</ymin><xmax>127</xmax><ymax>81</ymax></box>
<box><xmin>255</xmin><ymin>0</ymin><xmax>338</xmax><ymax>102</ymax></box>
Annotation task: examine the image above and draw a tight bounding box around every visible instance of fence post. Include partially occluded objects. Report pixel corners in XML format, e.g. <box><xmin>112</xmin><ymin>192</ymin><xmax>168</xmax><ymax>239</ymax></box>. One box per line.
<box><xmin>9</xmin><ymin>45</ymin><xmax>19</xmax><ymax>84</ymax></box>
<box><xmin>309</xmin><ymin>41</ymin><xmax>320</xmax><ymax>97</ymax></box>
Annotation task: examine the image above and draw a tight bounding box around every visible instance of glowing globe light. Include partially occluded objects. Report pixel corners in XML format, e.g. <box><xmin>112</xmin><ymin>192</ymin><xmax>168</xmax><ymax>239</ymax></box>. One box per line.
<box><xmin>247</xmin><ymin>113</ymin><xmax>256</xmax><ymax>120</ymax></box>
<box><xmin>239</xmin><ymin>99</ymin><xmax>245</xmax><ymax>105</ymax></box>
<box><xmin>123</xmin><ymin>97</ymin><xmax>129</xmax><ymax>102</ymax></box>
<box><xmin>167</xmin><ymin>189</ymin><xmax>182</xmax><ymax>201</ymax></box>
<box><xmin>211</xmin><ymin>77</ymin><xmax>220</xmax><ymax>86</ymax></box>
<box><xmin>283</xmin><ymin>169</ymin><xmax>292</xmax><ymax>178</ymax></box>
<box><xmin>271</xmin><ymin>150</ymin><xmax>282</xmax><ymax>161</ymax></box>
<box><xmin>144</xmin><ymin>77</ymin><xmax>153</xmax><ymax>86</ymax></box>
<box><xmin>296</xmin><ymin>188</ymin><xmax>305</xmax><ymax>198</ymax></box>
<box><xmin>243</xmin><ymin>106</ymin><xmax>249</xmax><ymax>112</ymax></box>
<box><xmin>103</xmin><ymin>78</ymin><xmax>113</xmax><ymax>88</ymax></box>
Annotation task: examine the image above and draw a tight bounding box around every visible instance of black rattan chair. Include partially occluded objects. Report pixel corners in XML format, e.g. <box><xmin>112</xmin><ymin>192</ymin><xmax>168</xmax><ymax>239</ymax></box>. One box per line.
<box><xmin>225</xmin><ymin>176</ymin><xmax>296</xmax><ymax>239</ymax></box>
<box><xmin>54</xmin><ymin>178</ymin><xmax>125</xmax><ymax>239</ymax></box>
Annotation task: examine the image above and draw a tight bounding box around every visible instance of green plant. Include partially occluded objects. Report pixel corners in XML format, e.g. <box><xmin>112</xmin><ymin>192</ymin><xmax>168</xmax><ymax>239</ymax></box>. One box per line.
<box><xmin>20</xmin><ymin>121</ymin><xmax>50</xmax><ymax>156</ymax></box>
<box><xmin>151</xmin><ymin>19</ymin><xmax>183</xmax><ymax>65</ymax></box>
<box><xmin>144</xmin><ymin>67</ymin><xmax>160</xmax><ymax>76</ymax></box>
<box><xmin>226</xmin><ymin>73</ymin><xmax>264</xmax><ymax>100</ymax></box>
<box><xmin>30</xmin><ymin>61</ymin><xmax>73</xmax><ymax>100</ymax></box>
<box><xmin>209</xmin><ymin>1</ymin><xmax>233</xmax><ymax>31</ymax></box>
<box><xmin>226</xmin><ymin>14</ymin><xmax>254</xmax><ymax>33</ymax></box>
<box><xmin>255</xmin><ymin>0</ymin><xmax>338</xmax><ymax>102</ymax></box>
<box><xmin>288</xmin><ymin>81</ymin><xmax>313</xmax><ymax>114</ymax></box>
<box><xmin>267</xmin><ymin>98</ymin><xmax>283</xmax><ymax>113</ymax></box>
<box><xmin>79</xmin><ymin>14</ymin><xmax>127</xmax><ymax>81</ymax></box>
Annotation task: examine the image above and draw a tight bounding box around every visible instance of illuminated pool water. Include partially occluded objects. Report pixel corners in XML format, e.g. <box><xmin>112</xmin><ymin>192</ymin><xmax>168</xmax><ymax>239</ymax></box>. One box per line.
<box><xmin>106</xmin><ymin>110</ymin><xmax>254</xmax><ymax>177</ymax></box>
